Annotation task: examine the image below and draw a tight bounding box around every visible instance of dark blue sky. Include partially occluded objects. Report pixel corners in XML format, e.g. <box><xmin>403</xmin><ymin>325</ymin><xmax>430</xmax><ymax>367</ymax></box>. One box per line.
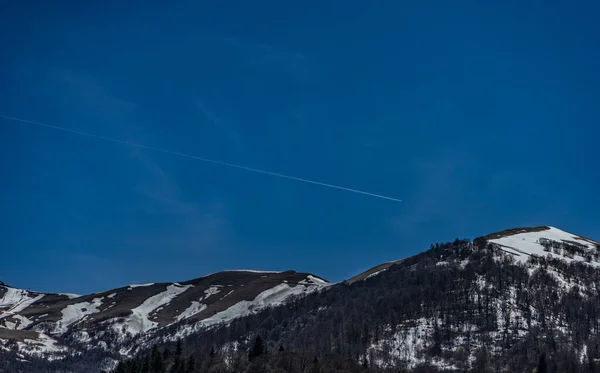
<box><xmin>1</xmin><ymin>1</ymin><xmax>599</xmax><ymax>294</ymax></box>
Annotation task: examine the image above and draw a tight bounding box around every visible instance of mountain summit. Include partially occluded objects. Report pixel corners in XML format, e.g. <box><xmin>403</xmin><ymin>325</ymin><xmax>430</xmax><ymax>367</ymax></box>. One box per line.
<box><xmin>482</xmin><ymin>226</ymin><xmax>600</xmax><ymax>265</ymax></box>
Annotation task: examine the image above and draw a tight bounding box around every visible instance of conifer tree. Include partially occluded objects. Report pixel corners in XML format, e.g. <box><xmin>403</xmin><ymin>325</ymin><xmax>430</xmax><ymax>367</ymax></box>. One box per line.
<box><xmin>248</xmin><ymin>336</ymin><xmax>264</xmax><ymax>361</ymax></box>
<box><xmin>151</xmin><ymin>345</ymin><xmax>164</xmax><ymax>373</ymax></box>
<box><xmin>175</xmin><ymin>339</ymin><xmax>183</xmax><ymax>356</ymax></box>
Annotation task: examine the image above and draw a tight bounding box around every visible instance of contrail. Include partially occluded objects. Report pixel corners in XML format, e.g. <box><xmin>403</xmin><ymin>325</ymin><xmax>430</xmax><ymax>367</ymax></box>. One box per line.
<box><xmin>0</xmin><ymin>114</ymin><xmax>402</xmax><ymax>202</ymax></box>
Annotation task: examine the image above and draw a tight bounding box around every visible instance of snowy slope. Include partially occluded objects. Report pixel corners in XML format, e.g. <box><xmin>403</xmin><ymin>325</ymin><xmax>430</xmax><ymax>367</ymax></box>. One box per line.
<box><xmin>0</xmin><ymin>270</ymin><xmax>329</xmax><ymax>359</ymax></box>
<box><xmin>0</xmin><ymin>288</ymin><xmax>45</xmax><ymax>330</ymax></box>
<box><xmin>487</xmin><ymin>226</ymin><xmax>600</xmax><ymax>266</ymax></box>
<box><xmin>123</xmin><ymin>283</ymin><xmax>193</xmax><ymax>335</ymax></box>
<box><xmin>200</xmin><ymin>277</ymin><xmax>327</xmax><ymax>328</ymax></box>
<box><xmin>0</xmin><ymin>288</ymin><xmax>44</xmax><ymax>317</ymax></box>
<box><xmin>362</xmin><ymin>227</ymin><xmax>600</xmax><ymax>370</ymax></box>
<box><xmin>55</xmin><ymin>297</ymin><xmax>105</xmax><ymax>333</ymax></box>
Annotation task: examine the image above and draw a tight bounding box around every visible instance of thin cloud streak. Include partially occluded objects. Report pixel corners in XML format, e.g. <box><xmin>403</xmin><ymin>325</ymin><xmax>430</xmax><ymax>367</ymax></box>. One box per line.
<box><xmin>0</xmin><ymin>114</ymin><xmax>402</xmax><ymax>203</ymax></box>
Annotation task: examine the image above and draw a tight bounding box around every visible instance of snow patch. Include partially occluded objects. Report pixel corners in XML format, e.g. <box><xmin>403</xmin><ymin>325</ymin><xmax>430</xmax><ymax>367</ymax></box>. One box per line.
<box><xmin>0</xmin><ymin>288</ymin><xmax>44</xmax><ymax>318</ymax></box>
<box><xmin>200</xmin><ymin>282</ymin><xmax>326</xmax><ymax>328</ymax></box>
<box><xmin>221</xmin><ymin>290</ymin><xmax>234</xmax><ymax>299</ymax></box>
<box><xmin>203</xmin><ymin>286</ymin><xmax>222</xmax><ymax>300</ymax></box>
<box><xmin>128</xmin><ymin>283</ymin><xmax>154</xmax><ymax>289</ymax></box>
<box><xmin>18</xmin><ymin>333</ymin><xmax>66</xmax><ymax>358</ymax></box>
<box><xmin>176</xmin><ymin>302</ymin><xmax>207</xmax><ymax>322</ymax></box>
<box><xmin>11</xmin><ymin>314</ymin><xmax>34</xmax><ymax>330</ymax></box>
<box><xmin>122</xmin><ymin>283</ymin><xmax>192</xmax><ymax>335</ymax></box>
<box><xmin>222</xmin><ymin>270</ymin><xmax>282</xmax><ymax>274</ymax></box>
<box><xmin>365</xmin><ymin>269</ymin><xmax>388</xmax><ymax>280</ymax></box>
<box><xmin>489</xmin><ymin>227</ymin><xmax>600</xmax><ymax>267</ymax></box>
<box><xmin>58</xmin><ymin>293</ymin><xmax>80</xmax><ymax>299</ymax></box>
<box><xmin>55</xmin><ymin>297</ymin><xmax>104</xmax><ymax>333</ymax></box>
<box><xmin>299</xmin><ymin>275</ymin><xmax>330</xmax><ymax>285</ymax></box>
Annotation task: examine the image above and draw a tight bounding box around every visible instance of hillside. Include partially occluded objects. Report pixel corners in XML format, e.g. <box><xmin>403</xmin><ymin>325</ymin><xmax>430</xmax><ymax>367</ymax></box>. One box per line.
<box><xmin>3</xmin><ymin>226</ymin><xmax>600</xmax><ymax>373</ymax></box>
<box><xmin>0</xmin><ymin>270</ymin><xmax>328</xmax><ymax>370</ymax></box>
<box><xmin>142</xmin><ymin>226</ymin><xmax>600</xmax><ymax>373</ymax></box>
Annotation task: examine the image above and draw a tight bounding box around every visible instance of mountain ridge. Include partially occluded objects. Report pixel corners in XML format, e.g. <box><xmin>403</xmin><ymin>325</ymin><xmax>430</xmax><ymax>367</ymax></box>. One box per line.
<box><xmin>3</xmin><ymin>225</ymin><xmax>600</xmax><ymax>372</ymax></box>
<box><xmin>0</xmin><ymin>270</ymin><xmax>329</xmax><ymax>361</ymax></box>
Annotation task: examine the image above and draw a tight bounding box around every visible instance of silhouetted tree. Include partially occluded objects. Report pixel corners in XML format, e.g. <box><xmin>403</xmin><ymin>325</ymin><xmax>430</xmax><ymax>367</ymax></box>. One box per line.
<box><xmin>151</xmin><ymin>345</ymin><xmax>164</xmax><ymax>373</ymax></box>
<box><xmin>175</xmin><ymin>339</ymin><xmax>183</xmax><ymax>356</ymax></box>
<box><xmin>248</xmin><ymin>336</ymin><xmax>265</xmax><ymax>361</ymax></box>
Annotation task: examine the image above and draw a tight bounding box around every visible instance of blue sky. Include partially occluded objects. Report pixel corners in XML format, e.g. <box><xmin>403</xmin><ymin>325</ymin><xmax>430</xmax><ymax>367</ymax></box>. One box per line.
<box><xmin>1</xmin><ymin>1</ymin><xmax>599</xmax><ymax>294</ymax></box>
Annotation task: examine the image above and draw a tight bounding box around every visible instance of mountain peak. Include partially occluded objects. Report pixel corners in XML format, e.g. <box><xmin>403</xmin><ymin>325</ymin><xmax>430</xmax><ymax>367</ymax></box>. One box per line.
<box><xmin>483</xmin><ymin>225</ymin><xmax>600</xmax><ymax>266</ymax></box>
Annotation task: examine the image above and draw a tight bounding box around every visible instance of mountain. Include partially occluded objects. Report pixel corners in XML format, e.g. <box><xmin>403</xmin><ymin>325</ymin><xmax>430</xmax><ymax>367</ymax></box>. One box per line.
<box><xmin>0</xmin><ymin>270</ymin><xmax>328</xmax><ymax>369</ymax></box>
<box><xmin>3</xmin><ymin>226</ymin><xmax>600</xmax><ymax>373</ymax></box>
<box><xmin>345</xmin><ymin>225</ymin><xmax>600</xmax><ymax>284</ymax></box>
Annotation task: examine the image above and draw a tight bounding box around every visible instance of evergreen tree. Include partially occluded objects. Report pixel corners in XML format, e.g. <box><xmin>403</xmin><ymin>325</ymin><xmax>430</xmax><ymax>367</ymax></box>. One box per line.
<box><xmin>248</xmin><ymin>336</ymin><xmax>265</xmax><ymax>361</ymax></box>
<box><xmin>175</xmin><ymin>339</ymin><xmax>183</xmax><ymax>356</ymax></box>
<box><xmin>311</xmin><ymin>357</ymin><xmax>320</xmax><ymax>373</ymax></box>
<box><xmin>151</xmin><ymin>345</ymin><xmax>164</xmax><ymax>373</ymax></box>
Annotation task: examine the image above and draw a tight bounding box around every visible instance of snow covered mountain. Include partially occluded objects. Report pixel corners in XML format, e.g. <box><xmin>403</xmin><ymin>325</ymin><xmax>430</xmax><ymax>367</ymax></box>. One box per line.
<box><xmin>3</xmin><ymin>225</ymin><xmax>600</xmax><ymax>373</ymax></box>
<box><xmin>484</xmin><ymin>226</ymin><xmax>600</xmax><ymax>265</ymax></box>
<box><xmin>0</xmin><ymin>270</ymin><xmax>328</xmax><ymax>361</ymax></box>
<box><xmin>349</xmin><ymin>225</ymin><xmax>600</xmax><ymax>284</ymax></box>
<box><xmin>357</xmin><ymin>226</ymin><xmax>600</xmax><ymax>370</ymax></box>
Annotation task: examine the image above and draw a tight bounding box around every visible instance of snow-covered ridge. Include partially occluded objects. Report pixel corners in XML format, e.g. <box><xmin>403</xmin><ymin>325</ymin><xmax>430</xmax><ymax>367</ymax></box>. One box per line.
<box><xmin>299</xmin><ymin>275</ymin><xmax>329</xmax><ymax>285</ymax></box>
<box><xmin>0</xmin><ymin>288</ymin><xmax>44</xmax><ymax>317</ymax></box>
<box><xmin>1</xmin><ymin>270</ymin><xmax>329</xmax><ymax>360</ymax></box>
<box><xmin>128</xmin><ymin>283</ymin><xmax>154</xmax><ymax>289</ymax></box>
<box><xmin>169</xmin><ymin>277</ymin><xmax>330</xmax><ymax>342</ymax></box>
<box><xmin>200</xmin><ymin>269</ymin><xmax>283</xmax><ymax>278</ymax></box>
<box><xmin>487</xmin><ymin>226</ymin><xmax>600</xmax><ymax>267</ymax></box>
<box><xmin>223</xmin><ymin>269</ymin><xmax>282</xmax><ymax>273</ymax></box>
